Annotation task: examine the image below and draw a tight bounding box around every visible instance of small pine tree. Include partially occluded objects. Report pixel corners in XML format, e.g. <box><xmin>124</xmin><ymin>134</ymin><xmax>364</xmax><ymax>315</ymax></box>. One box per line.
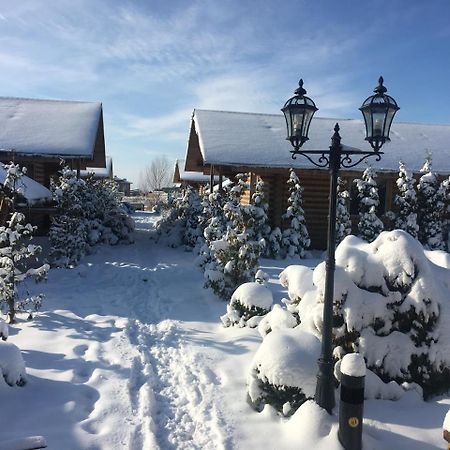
<box><xmin>0</xmin><ymin>163</ymin><xmax>49</xmax><ymax>323</ymax></box>
<box><xmin>417</xmin><ymin>153</ymin><xmax>446</xmax><ymax>250</ymax></box>
<box><xmin>203</xmin><ymin>175</ymin><xmax>262</xmax><ymax>299</ymax></box>
<box><xmin>281</xmin><ymin>169</ymin><xmax>310</xmax><ymax>258</ymax></box>
<box><xmin>247</xmin><ymin>178</ymin><xmax>271</xmax><ymax>253</ymax></box>
<box><xmin>335</xmin><ymin>177</ymin><xmax>352</xmax><ymax>245</ymax></box>
<box><xmin>354</xmin><ymin>166</ymin><xmax>384</xmax><ymax>242</ymax></box>
<box><xmin>394</xmin><ymin>161</ymin><xmax>418</xmax><ymax>238</ymax></box>
<box><xmin>49</xmin><ymin>166</ymin><xmax>89</xmax><ymax>267</ymax></box>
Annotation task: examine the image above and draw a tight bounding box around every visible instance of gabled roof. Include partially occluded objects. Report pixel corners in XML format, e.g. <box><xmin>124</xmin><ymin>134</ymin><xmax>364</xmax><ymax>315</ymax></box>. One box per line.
<box><xmin>187</xmin><ymin>109</ymin><xmax>450</xmax><ymax>174</ymax></box>
<box><xmin>173</xmin><ymin>159</ymin><xmax>219</xmax><ymax>183</ymax></box>
<box><xmin>0</xmin><ymin>97</ymin><xmax>103</xmax><ymax>160</ymax></box>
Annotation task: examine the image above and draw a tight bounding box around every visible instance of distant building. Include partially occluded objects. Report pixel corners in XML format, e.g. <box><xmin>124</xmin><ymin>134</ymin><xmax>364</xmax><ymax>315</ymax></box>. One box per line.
<box><xmin>173</xmin><ymin>159</ymin><xmax>219</xmax><ymax>192</ymax></box>
<box><xmin>184</xmin><ymin>109</ymin><xmax>450</xmax><ymax>249</ymax></box>
<box><xmin>114</xmin><ymin>176</ymin><xmax>132</xmax><ymax>196</ymax></box>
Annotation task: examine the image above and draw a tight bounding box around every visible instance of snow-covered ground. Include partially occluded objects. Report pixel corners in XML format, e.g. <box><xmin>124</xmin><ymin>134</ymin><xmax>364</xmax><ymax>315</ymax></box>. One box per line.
<box><xmin>1</xmin><ymin>211</ymin><xmax>449</xmax><ymax>449</ymax></box>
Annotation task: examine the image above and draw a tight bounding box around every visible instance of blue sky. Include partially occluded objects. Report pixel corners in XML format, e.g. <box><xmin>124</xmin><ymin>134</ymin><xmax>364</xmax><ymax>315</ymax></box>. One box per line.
<box><xmin>0</xmin><ymin>0</ymin><xmax>449</xmax><ymax>185</ymax></box>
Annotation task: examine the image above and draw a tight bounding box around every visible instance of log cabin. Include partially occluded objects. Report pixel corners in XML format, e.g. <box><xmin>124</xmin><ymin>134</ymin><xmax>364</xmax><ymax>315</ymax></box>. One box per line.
<box><xmin>0</xmin><ymin>97</ymin><xmax>107</xmax><ymax>231</ymax></box>
<box><xmin>173</xmin><ymin>159</ymin><xmax>219</xmax><ymax>193</ymax></box>
<box><xmin>184</xmin><ymin>109</ymin><xmax>450</xmax><ymax>249</ymax></box>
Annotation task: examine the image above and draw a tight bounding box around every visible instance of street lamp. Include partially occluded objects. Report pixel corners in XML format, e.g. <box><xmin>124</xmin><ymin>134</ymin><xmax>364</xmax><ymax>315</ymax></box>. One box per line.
<box><xmin>281</xmin><ymin>77</ymin><xmax>399</xmax><ymax>413</ymax></box>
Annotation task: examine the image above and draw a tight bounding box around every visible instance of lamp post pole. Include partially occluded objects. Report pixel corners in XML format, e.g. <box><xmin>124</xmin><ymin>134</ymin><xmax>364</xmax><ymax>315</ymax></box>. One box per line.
<box><xmin>281</xmin><ymin>77</ymin><xmax>399</xmax><ymax>414</ymax></box>
<box><xmin>314</xmin><ymin>124</ymin><xmax>341</xmax><ymax>412</ymax></box>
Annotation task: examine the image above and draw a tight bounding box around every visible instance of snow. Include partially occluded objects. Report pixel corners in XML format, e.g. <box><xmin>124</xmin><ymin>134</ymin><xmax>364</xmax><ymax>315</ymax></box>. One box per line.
<box><xmin>444</xmin><ymin>410</ymin><xmax>450</xmax><ymax>432</ymax></box>
<box><xmin>340</xmin><ymin>353</ymin><xmax>366</xmax><ymax>377</ymax></box>
<box><xmin>0</xmin><ymin>341</ymin><xmax>26</xmax><ymax>386</ymax></box>
<box><xmin>230</xmin><ymin>281</ymin><xmax>273</xmax><ymax>310</ymax></box>
<box><xmin>192</xmin><ymin>109</ymin><xmax>450</xmax><ymax>174</ymax></box>
<box><xmin>0</xmin><ymin>97</ymin><xmax>101</xmax><ymax>158</ymax></box>
<box><xmin>1</xmin><ymin>214</ymin><xmax>449</xmax><ymax>449</ymax></box>
<box><xmin>0</xmin><ymin>164</ymin><xmax>51</xmax><ymax>204</ymax></box>
<box><xmin>80</xmin><ymin>156</ymin><xmax>113</xmax><ymax>178</ymax></box>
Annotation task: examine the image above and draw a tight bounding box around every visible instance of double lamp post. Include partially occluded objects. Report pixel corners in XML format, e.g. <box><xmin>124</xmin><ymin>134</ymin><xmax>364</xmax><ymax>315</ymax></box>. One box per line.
<box><xmin>281</xmin><ymin>77</ymin><xmax>399</xmax><ymax>413</ymax></box>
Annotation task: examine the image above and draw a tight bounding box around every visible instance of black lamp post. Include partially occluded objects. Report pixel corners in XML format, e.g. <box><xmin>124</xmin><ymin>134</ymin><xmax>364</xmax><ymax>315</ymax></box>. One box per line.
<box><xmin>281</xmin><ymin>76</ymin><xmax>399</xmax><ymax>413</ymax></box>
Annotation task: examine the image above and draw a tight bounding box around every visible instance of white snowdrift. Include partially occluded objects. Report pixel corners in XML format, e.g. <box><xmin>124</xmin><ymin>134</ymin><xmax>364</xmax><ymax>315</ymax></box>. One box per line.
<box><xmin>0</xmin><ymin>341</ymin><xmax>26</xmax><ymax>387</ymax></box>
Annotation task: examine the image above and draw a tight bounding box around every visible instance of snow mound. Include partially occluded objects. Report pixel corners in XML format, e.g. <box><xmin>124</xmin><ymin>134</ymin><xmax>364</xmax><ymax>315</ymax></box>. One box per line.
<box><xmin>0</xmin><ymin>341</ymin><xmax>26</xmax><ymax>387</ymax></box>
<box><xmin>221</xmin><ymin>282</ymin><xmax>273</xmax><ymax>327</ymax></box>
<box><xmin>231</xmin><ymin>282</ymin><xmax>273</xmax><ymax>310</ymax></box>
<box><xmin>257</xmin><ymin>304</ymin><xmax>298</xmax><ymax>338</ymax></box>
<box><xmin>279</xmin><ymin>265</ymin><xmax>314</xmax><ymax>303</ymax></box>
<box><xmin>247</xmin><ymin>327</ymin><xmax>320</xmax><ymax>415</ymax></box>
<box><xmin>340</xmin><ymin>353</ymin><xmax>366</xmax><ymax>377</ymax></box>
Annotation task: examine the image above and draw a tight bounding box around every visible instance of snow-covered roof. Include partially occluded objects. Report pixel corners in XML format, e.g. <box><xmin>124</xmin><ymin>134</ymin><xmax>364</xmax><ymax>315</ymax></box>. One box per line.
<box><xmin>80</xmin><ymin>156</ymin><xmax>113</xmax><ymax>178</ymax></box>
<box><xmin>0</xmin><ymin>97</ymin><xmax>102</xmax><ymax>158</ymax></box>
<box><xmin>191</xmin><ymin>109</ymin><xmax>450</xmax><ymax>174</ymax></box>
<box><xmin>0</xmin><ymin>165</ymin><xmax>51</xmax><ymax>204</ymax></box>
<box><xmin>174</xmin><ymin>159</ymin><xmax>218</xmax><ymax>183</ymax></box>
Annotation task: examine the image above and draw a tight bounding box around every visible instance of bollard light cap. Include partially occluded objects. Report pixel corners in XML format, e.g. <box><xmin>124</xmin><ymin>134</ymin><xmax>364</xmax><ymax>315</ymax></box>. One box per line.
<box><xmin>341</xmin><ymin>353</ymin><xmax>366</xmax><ymax>377</ymax></box>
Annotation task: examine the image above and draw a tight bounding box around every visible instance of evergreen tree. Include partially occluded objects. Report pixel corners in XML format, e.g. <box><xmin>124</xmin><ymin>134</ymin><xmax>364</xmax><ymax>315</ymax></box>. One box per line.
<box><xmin>0</xmin><ymin>163</ymin><xmax>49</xmax><ymax>323</ymax></box>
<box><xmin>281</xmin><ymin>169</ymin><xmax>310</xmax><ymax>258</ymax></box>
<box><xmin>267</xmin><ymin>227</ymin><xmax>283</xmax><ymax>258</ymax></box>
<box><xmin>246</xmin><ymin>177</ymin><xmax>271</xmax><ymax>256</ymax></box>
<box><xmin>417</xmin><ymin>153</ymin><xmax>446</xmax><ymax>250</ymax></box>
<box><xmin>394</xmin><ymin>161</ymin><xmax>419</xmax><ymax>238</ymax></box>
<box><xmin>49</xmin><ymin>165</ymin><xmax>88</xmax><ymax>267</ymax></box>
<box><xmin>335</xmin><ymin>177</ymin><xmax>352</xmax><ymax>245</ymax></box>
<box><xmin>354</xmin><ymin>166</ymin><xmax>384</xmax><ymax>242</ymax></box>
<box><xmin>203</xmin><ymin>175</ymin><xmax>262</xmax><ymax>299</ymax></box>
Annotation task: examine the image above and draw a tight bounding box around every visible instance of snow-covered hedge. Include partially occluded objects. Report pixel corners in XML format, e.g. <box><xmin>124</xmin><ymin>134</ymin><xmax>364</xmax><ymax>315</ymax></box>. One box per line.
<box><xmin>221</xmin><ymin>282</ymin><xmax>272</xmax><ymax>327</ymax></box>
<box><xmin>247</xmin><ymin>328</ymin><xmax>320</xmax><ymax>415</ymax></box>
<box><xmin>284</xmin><ymin>230</ymin><xmax>450</xmax><ymax>397</ymax></box>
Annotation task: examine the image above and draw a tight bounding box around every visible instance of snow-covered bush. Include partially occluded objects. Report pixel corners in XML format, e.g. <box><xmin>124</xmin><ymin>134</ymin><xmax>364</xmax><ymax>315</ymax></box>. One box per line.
<box><xmin>0</xmin><ymin>341</ymin><xmax>26</xmax><ymax>386</ymax></box>
<box><xmin>417</xmin><ymin>153</ymin><xmax>446</xmax><ymax>250</ymax></box>
<box><xmin>281</xmin><ymin>169</ymin><xmax>310</xmax><ymax>258</ymax></box>
<box><xmin>247</xmin><ymin>328</ymin><xmax>320</xmax><ymax>415</ymax></box>
<box><xmin>354</xmin><ymin>166</ymin><xmax>383</xmax><ymax>242</ymax></box>
<box><xmin>50</xmin><ymin>166</ymin><xmax>134</xmax><ymax>267</ymax></box>
<box><xmin>335</xmin><ymin>177</ymin><xmax>352</xmax><ymax>245</ymax></box>
<box><xmin>221</xmin><ymin>281</ymin><xmax>273</xmax><ymax>327</ymax></box>
<box><xmin>0</xmin><ymin>164</ymin><xmax>49</xmax><ymax>323</ymax></box>
<box><xmin>0</xmin><ymin>318</ymin><xmax>8</xmax><ymax>340</ymax></box>
<box><xmin>394</xmin><ymin>160</ymin><xmax>418</xmax><ymax>238</ymax></box>
<box><xmin>286</xmin><ymin>230</ymin><xmax>450</xmax><ymax>397</ymax></box>
<box><xmin>257</xmin><ymin>304</ymin><xmax>298</xmax><ymax>338</ymax></box>
<box><xmin>155</xmin><ymin>186</ymin><xmax>202</xmax><ymax>249</ymax></box>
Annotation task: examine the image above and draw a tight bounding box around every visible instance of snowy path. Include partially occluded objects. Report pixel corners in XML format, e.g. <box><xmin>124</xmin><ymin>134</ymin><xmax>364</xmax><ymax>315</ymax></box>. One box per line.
<box><xmin>2</xmin><ymin>211</ymin><xmax>450</xmax><ymax>450</ymax></box>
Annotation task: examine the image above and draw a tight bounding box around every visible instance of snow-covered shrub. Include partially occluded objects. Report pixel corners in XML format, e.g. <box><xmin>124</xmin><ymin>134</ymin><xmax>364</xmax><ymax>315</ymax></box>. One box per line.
<box><xmin>221</xmin><ymin>281</ymin><xmax>273</xmax><ymax>327</ymax></box>
<box><xmin>0</xmin><ymin>341</ymin><xmax>26</xmax><ymax>386</ymax></box>
<box><xmin>257</xmin><ymin>304</ymin><xmax>298</xmax><ymax>338</ymax></box>
<box><xmin>0</xmin><ymin>164</ymin><xmax>49</xmax><ymax>323</ymax></box>
<box><xmin>281</xmin><ymin>169</ymin><xmax>310</xmax><ymax>258</ymax></box>
<box><xmin>394</xmin><ymin>160</ymin><xmax>418</xmax><ymax>238</ymax></box>
<box><xmin>417</xmin><ymin>153</ymin><xmax>446</xmax><ymax>250</ymax></box>
<box><xmin>247</xmin><ymin>328</ymin><xmax>320</xmax><ymax>415</ymax></box>
<box><xmin>50</xmin><ymin>167</ymin><xmax>134</xmax><ymax>267</ymax></box>
<box><xmin>288</xmin><ymin>230</ymin><xmax>450</xmax><ymax>397</ymax></box>
<box><xmin>441</xmin><ymin>176</ymin><xmax>450</xmax><ymax>251</ymax></box>
<box><xmin>354</xmin><ymin>166</ymin><xmax>383</xmax><ymax>242</ymax></box>
<box><xmin>255</xmin><ymin>269</ymin><xmax>269</xmax><ymax>284</ymax></box>
<box><xmin>335</xmin><ymin>177</ymin><xmax>352</xmax><ymax>245</ymax></box>
<box><xmin>0</xmin><ymin>318</ymin><xmax>8</xmax><ymax>341</ymax></box>
<box><xmin>156</xmin><ymin>186</ymin><xmax>203</xmax><ymax>249</ymax></box>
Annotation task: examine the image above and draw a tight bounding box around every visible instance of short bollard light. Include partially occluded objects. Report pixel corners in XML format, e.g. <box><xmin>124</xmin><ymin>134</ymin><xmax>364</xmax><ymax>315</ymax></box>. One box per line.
<box><xmin>338</xmin><ymin>353</ymin><xmax>366</xmax><ymax>450</ymax></box>
<box><xmin>443</xmin><ymin>409</ymin><xmax>450</xmax><ymax>449</ymax></box>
